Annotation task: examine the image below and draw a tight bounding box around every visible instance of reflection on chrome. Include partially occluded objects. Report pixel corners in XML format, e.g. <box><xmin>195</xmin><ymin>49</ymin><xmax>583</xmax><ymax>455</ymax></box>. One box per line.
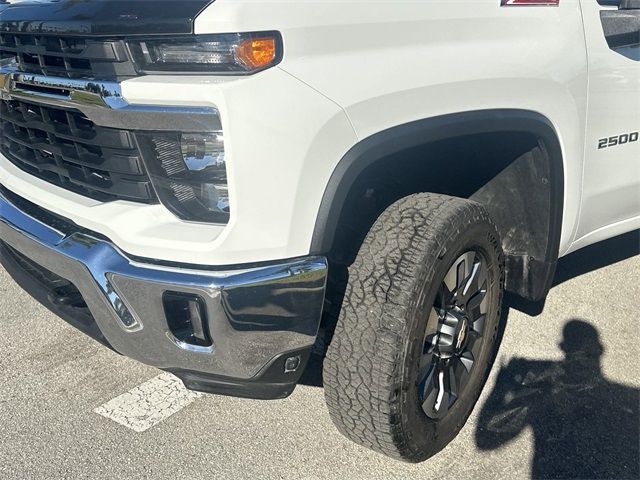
<box><xmin>0</xmin><ymin>65</ymin><xmax>221</xmax><ymax>132</ymax></box>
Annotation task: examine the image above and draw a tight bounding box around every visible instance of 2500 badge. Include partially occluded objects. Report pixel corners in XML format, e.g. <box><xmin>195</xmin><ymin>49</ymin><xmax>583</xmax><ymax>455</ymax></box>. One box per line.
<box><xmin>598</xmin><ymin>132</ymin><xmax>639</xmax><ymax>149</ymax></box>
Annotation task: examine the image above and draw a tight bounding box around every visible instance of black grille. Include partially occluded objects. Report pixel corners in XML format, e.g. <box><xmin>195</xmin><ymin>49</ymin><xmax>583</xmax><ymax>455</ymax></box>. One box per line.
<box><xmin>0</xmin><ymin>98</ymin><xmax>157</xmax><ymax>203</ymax></box>
<box><xmin>0</xmin><ymin>33</ymin><xmax>137</xmax><ymax>80</ymax></box>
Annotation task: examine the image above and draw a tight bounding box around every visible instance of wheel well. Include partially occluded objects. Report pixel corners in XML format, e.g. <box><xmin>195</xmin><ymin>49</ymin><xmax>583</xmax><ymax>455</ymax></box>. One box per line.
<box><xmin>312</xmin><ymin>110</ymin><xmax>564</xmax><ymax>302</ymax></box>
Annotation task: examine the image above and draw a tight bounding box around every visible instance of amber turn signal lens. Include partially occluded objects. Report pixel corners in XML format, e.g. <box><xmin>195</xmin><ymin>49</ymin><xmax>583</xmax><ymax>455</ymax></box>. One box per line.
<box><xmin>129</xmin><ymin>32</ymin><xmax>281</xmax><ymax>74</ymax></box>
<box><xmin>236</xmin><ymin>37</ymin><xmax>278</xmax><ymax>70</ymax></box>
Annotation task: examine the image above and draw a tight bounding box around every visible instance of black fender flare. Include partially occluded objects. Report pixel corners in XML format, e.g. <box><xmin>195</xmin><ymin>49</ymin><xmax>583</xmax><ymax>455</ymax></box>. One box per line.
<box><xmin>310</xmin><ymin>109</ymin><xmax>565</xmax><ymax>301</ymax></box>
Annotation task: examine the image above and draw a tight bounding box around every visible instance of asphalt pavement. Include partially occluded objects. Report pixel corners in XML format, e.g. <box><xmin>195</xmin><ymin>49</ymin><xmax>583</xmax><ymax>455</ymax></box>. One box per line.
<box><xmin>0</xmin><ymin>232</ymin><xmax>638</xmax><ymax>480</ymax></box>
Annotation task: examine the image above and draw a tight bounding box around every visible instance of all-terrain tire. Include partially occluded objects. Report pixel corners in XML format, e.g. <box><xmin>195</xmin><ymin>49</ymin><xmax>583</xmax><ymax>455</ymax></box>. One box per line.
<box><xmin>323</xmin><ymin>192</ymin><xmax>505</xmax><ymax>462</ymax></box>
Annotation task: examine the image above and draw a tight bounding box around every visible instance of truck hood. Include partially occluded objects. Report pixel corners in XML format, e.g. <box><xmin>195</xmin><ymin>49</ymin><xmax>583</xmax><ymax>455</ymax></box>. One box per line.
<box><xmin>0</xmin><ymin>0</ymin><xmax>215</xmax><ymax>36</ymax></box>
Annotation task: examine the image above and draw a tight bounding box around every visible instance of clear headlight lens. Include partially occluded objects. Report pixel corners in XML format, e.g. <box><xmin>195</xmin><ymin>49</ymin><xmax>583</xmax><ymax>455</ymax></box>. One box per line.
<box><xmin>137</xmin><ymin>131</ymin><xmax>230</xmax><ymax>224</ymax></box>
<box><xmin>128</xmin><ymin>32</ymin><xmax>282</xmax><ymax>74</ymax></box>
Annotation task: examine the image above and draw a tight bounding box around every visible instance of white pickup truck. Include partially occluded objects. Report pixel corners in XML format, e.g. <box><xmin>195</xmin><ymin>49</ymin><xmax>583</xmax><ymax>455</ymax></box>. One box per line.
<box><xmin>1</xmin><ymin>0</ymin><xmax>638</xmax><ymax>462</ymax></box>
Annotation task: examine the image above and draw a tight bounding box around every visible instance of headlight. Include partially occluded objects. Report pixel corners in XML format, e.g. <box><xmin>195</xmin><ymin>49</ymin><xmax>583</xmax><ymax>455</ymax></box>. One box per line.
<box><xmin>127</xmin><ymin>32</ymin><xmax>283</xmax><ymax>75</ymax></box>
<box><xmin>137</xmin><ymin>131</ymin><xmax>230</xmax><ymax>224</ymax></box>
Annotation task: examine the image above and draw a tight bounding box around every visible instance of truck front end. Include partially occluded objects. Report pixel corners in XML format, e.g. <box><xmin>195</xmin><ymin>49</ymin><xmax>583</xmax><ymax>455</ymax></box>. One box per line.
<box><xmin>0</xmin><ymin>0</ymin><xmax>336</xmax><ymax>399</ymax></box>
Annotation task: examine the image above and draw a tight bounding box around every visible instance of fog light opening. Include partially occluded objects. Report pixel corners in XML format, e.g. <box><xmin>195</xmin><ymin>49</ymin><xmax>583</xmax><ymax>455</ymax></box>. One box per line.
<box><xmin>163</xmin><ymin>292</ymin><xmax>212</xmax><ymax>347</ymax></box>
<box><xmin>284</xmin><ymin>355</ymin><xmax>301</xmax><ymax>373</ymax></box>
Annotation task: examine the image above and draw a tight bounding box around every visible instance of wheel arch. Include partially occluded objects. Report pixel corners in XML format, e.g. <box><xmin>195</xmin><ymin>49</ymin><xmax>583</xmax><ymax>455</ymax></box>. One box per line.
<box><xmin>311</xmin><ymin>109</ymin><xmax>564</xmax><ymax>301</ymax></box>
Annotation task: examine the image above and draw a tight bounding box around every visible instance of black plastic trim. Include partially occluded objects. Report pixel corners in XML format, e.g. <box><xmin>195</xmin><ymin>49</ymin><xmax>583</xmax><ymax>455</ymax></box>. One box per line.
<box><xmin>168</xmin><ymin>347</ymin><xmax>313</xmax><ymax>400</ymax></box>
<box><xmin>311</xmin><ymin>109</ymin><xmax>564</xmax><ymax>300</ymax></box>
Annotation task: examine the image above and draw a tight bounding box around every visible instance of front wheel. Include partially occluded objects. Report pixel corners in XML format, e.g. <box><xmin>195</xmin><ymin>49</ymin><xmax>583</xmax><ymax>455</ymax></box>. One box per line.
<box><xmin>323</xmin><ymin>193</ymin><xmax>505</xmax><ymax>462</ymax></box>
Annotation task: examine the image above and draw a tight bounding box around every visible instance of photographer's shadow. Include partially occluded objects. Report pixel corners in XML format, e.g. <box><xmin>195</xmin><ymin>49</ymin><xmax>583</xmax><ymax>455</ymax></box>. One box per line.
<box><xmin>476</xmin><ymin>319</ymin><xmax>639</xmax><ymax>479</ymax></box>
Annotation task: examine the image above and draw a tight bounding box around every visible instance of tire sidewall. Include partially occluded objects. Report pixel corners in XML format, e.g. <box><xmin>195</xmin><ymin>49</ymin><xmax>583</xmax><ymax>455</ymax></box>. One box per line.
<box><xmin>396</xmin><ymin>219</ymin><xmax>504</xmax><ymax>459</ymax></box>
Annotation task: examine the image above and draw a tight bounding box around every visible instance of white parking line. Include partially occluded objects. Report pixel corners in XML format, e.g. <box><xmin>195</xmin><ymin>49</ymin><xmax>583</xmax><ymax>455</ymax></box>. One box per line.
<box><xmin>94</xmin><ymin>372</ymin><xmax>201</xmax><ymax>432</ymax></box>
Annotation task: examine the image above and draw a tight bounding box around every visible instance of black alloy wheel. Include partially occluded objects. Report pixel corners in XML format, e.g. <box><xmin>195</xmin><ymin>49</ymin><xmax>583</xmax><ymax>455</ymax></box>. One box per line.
<box><xmin>420</xmin><ymin>251</ymin><xmax>488</xmax><ymax>419</ymax></box>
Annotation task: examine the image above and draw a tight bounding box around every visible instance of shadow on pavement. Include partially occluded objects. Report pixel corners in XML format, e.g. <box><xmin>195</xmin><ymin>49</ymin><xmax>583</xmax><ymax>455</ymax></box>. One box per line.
<box><xmin>475</xmin><ymin>319</ymin><xmax>639</xmax><ymax>479</ymax></box>
<box><xmin>551</xmin><ymin>230</ymin><xmax>639</xmax><ymax>288</ymax></box>
<box><xmin>301</xmin><ymin>231</ymin><xmax>639</xmax><ymax>388</ymax></box>
<box><xmin>507</xmin><ymin>230</ymin><xmax>639</xmax><ymax>315</ymax></box>
<box><xmin>298</xmin><ymin>231</ymin><xmax>640</xmax><ymax>477</ymax></box>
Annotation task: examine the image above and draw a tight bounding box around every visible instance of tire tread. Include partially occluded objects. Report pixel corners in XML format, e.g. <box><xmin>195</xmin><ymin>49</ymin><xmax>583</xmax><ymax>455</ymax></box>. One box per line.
<box><xmin>323</xmin><ymin>193</ymin><xmax>503</xmax><ymax>462</ymax></box>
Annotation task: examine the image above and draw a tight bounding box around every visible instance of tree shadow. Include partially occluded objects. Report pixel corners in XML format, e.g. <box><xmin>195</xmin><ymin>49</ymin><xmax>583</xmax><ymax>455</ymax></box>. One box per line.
<box><xmin>475</xmin><ymin>319</ymin><xmax>639</xmax><ymax>479</ymax></box>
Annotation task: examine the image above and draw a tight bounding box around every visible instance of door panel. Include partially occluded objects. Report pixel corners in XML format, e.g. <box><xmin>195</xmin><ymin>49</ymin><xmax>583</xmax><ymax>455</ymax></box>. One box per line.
<box><xmin>576</xmin><ymin>0</ymin><xmax>640</xmax><ymax>241</ymax></box>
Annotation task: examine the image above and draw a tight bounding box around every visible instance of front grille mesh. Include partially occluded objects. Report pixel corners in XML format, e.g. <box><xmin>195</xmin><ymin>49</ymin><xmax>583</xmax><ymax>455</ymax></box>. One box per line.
<box><xmin>0</xmin><ymin>33</ymin><xmax>137</xmax><ymax>80</ymax></box>
<box><xmin>0</xmin><ymin>98</ymin><xmax>157</xmax><ymax>203</ymax></box>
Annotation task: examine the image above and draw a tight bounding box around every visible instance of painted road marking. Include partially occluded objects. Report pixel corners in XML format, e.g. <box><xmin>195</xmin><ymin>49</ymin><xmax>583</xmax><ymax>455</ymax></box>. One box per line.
<box><xmin>94</xmin><ymin>372</ymin><xmax>201</xmax><ymax>432</ymax></box>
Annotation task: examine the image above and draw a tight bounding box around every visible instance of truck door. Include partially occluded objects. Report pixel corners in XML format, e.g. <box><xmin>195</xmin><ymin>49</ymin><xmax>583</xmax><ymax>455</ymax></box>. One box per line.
<box><xmin>575</xmin><ymin>0</ymin><xmax>640</xmax><ymax>246</ymax></box>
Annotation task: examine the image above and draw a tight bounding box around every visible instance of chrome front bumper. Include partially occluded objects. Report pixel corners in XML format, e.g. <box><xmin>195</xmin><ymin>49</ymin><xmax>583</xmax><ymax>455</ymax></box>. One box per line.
<box><xmin>0</xmin><ymin>188</ymin><xmax>327</xmax><ymax>399</ymax></box>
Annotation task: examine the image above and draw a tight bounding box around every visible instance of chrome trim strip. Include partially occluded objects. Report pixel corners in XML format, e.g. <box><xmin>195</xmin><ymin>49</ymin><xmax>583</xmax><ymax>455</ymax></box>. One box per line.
<box><xmin>0</xmin><ymin>189</ymin><xmax>328</xmax><ymax>379</ymax></box>
<box><xmin>166</xmin><ymin>331</ymin><xmax>215</xmax><ymax>355</ymax></box>
<box><xmin>0</xmin><ymin>66</ymin><xmax>221</xmax><ymax>131</ymax></box>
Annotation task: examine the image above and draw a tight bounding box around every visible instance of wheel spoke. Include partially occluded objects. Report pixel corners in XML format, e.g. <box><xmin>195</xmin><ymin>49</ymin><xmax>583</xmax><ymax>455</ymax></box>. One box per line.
<box><xmin>419</xmin><ymin>345</ymin><xmax>435</xmax><ymax>374</ymax></box>
<box><xmin>467</xmin><ymin>289</ymin><xmax>487</xmax><ymax>319</ymax></box>
<box><xmin>446</xmin><ymin>361</ymin><xmax>459</xmax><ymax>398</ymax></box>
<box><xmin>422</xmin><ymin>364</ymin><xmax>451</xmax><ymax>418</ymax></box>
<box><xmin>433</xmin><ymin>285</ymin><xmax>448</xmax><ymax>312</ymax></box>
<box><xmin>459</xmin><ymin>350</ymin><xmax>475</xmax><ymax>373</ymax></box>
<box><xmin>443</xmin><ymin>252</ymin><xmax>475</xmax><ymax>304</ymax></box>
<box><xmin>423</xmin><ymin>332</ymin><xmax>438</xmax><ymax>354</ymax></box>
<box><xmin>435</xmin><ymin>391</ymin><xmax>451</xmax><ymax>418</ymax></box>
<box><xmin>470</xmin><ymin>314</ymin><xmax>486</xmax><ymax>335</ymax></box>
<box><xmin>427</xmin><ymin>306</ymin><xmax>440</xmax><ymax>332</ymax></box>
<box><xmin>419</xmin><ymin>363</ymin><xmax>437</xmax><ymax>402</ymax></box>
<box><xmin>466</xmin><ymin>330</ymin><xmax>483</xmax><ymax>359</ymax></box>
<box><xmin>450</xmin><ymin>357</ymin><xmax>472</xmax><ymax>395</ymax></box>
<box><xmin>462</xmin><ymin>255</ymin><xmax>488</xmax><ymax>309</ymax></box>
<box><xmin>422</xmin><ymin>307</ymin><xmax>440</xmax><ymax>358</ymax></box>
<box><xmin>422</xmin><ymin>356</ymin><xmax>475</xmax><ymax>418</ymax></box>
<box><xmin>456</xmin><ymin>260</ymin><xmax>466</xmax><ymax>292</ymax></box>
<box><xmin>462</xmin><ymin>258</ymin><xmax>481</xmax><ymax>297</ymax></box>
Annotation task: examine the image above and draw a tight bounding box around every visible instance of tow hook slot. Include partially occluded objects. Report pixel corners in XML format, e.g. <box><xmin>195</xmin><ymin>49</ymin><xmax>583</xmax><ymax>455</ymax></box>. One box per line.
<box><xmin>163</xmin><ymin>292</ymin><xmax>212</xmax><ymax>348</ymax></box>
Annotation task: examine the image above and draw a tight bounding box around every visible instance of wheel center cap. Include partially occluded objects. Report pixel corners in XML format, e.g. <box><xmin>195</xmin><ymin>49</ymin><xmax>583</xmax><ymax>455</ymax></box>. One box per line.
<box><xmin>455</xmin><ymin>317</ymin><xmax>468</xmax><ymax>350</ymax></box>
